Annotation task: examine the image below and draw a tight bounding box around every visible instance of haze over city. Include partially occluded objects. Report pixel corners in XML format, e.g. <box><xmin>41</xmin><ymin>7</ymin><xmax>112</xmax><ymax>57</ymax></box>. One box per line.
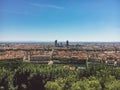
<box><xmin>0</xmin><ymin>0</ymin><xmax>120</xmax><ymax>42</ymax></box>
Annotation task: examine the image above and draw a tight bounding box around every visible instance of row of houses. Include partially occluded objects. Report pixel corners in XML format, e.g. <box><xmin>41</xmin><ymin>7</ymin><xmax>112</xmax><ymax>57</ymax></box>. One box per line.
<box><xmin>23</xmin><ymin>49</ymin><xmax>120</xmax><ymax>66</ymax></box>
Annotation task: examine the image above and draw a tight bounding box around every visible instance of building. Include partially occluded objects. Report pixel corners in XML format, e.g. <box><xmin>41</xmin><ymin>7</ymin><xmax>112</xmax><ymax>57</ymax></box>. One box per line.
<box><xmin>23</xmin><ymin>49</ymin><xmax>54</xmax><ymax>63</ymax></box>
<box><xmin>66</xmin><ymin>40</ymin><xmax>69</xmax><ymax>47</ymax></box>
<box><xmin>55</xmin><ymin>40</ymin><xmax>58</xmax><ymax>47</ymax></box>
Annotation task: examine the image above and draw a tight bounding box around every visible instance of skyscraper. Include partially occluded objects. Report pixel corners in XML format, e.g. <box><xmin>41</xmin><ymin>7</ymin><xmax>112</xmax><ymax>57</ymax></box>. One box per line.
<box><xmin>55</xmin><ymin>40</ymin><xmax>58</xmax><ymax>47</ymax></box>
<box><xmin>66</xmin><ymin>40</ymin><xmax>69</xmax><ymax>47</ymax></box>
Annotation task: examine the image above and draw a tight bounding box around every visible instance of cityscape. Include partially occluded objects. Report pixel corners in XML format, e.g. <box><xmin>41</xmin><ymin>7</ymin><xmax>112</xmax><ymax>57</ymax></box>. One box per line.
<box><xmin>0</xmin><ymin>40</ymin><xmax>120</xmax><ymax>66</ymax></box>
<box><xmin>0</xmin><ymin>41</ymin><xmax>120</xmax><ymax>90</ymax></box>
<box><xmin>0</xmin><ymin>0</ymin><xmax>120</xmax><ymax>90</ymax></box>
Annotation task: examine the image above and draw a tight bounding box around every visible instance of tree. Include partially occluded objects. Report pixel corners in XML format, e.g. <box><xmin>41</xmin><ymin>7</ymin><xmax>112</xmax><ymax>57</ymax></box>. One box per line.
<box><xmin>105</xmin><ymin>80</ymin><xmax>120</xmax><ymax>90</ymax></box>
<box><xmin>45</xmin><ymin>81</ymin><xmax>62</xmax><ymax>90</ymax></box>
<box><xmin>71</xmin><ymin>77</ymin><xmax>101</xmax><ymax>90</ymax></box>
<box><xmin>87</xmin><ymin>76</ymin><xmax>102</xmax><ymax>90</ymax></box>
<box><xmin>71</xmin><ymin>80</ymin><xmax>88</xmax><ymax>90</ymax></box>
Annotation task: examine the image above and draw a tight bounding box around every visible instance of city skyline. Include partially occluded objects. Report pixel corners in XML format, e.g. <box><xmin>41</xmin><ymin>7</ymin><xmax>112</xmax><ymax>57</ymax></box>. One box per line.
<box><xmin>0</xmin><ymin>0</ymin><xmax>120</xmax><ymax>42</ymax></box>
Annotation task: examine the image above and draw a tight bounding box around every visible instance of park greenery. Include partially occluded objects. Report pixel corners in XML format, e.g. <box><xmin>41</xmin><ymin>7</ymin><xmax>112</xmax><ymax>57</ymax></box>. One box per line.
<box><xmin>0</xmin><ymin>60</ymin><xmax>120</xmax><ymax>90</ymax></box>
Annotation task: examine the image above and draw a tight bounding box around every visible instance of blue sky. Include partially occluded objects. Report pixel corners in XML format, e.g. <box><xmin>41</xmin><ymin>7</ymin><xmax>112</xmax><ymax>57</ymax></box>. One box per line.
<box><xmin>0</xmin><ymin>0</ymin><xmax>120</xmax><ymax>42</ymax></box>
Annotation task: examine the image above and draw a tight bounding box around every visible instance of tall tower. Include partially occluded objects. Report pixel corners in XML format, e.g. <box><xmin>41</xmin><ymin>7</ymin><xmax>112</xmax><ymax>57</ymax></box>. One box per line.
<box><xmin>66</xmin><ymin>40</ymin><xmax>69</xmax><ymax>47</ymax></box>
<box><xmin>55</xmin><ymin>40</ymin><xmax>58</xmax><ymax>47</ymax></box>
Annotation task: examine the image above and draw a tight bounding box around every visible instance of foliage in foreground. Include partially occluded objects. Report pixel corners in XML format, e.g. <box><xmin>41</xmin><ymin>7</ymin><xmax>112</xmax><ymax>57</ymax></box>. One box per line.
<box><xmin>0</xmin><ymin>60</ymin><xmax>120</xmax><ymax>90</ymax></box>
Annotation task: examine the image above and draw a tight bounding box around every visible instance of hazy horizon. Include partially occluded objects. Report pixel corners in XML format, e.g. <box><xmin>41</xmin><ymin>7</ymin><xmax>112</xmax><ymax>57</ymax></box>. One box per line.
<box><xmin>0</xmin><ymin>0</ymin><xmax>120</xmax><ymax>42</ymax></box>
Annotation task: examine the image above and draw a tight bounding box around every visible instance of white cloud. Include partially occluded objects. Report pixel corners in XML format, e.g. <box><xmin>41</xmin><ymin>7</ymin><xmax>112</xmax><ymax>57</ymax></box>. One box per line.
<box><xmin>30</xmin><ymin>3</ymin><xmax>64</xmax><ymax>9</ymax></box>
